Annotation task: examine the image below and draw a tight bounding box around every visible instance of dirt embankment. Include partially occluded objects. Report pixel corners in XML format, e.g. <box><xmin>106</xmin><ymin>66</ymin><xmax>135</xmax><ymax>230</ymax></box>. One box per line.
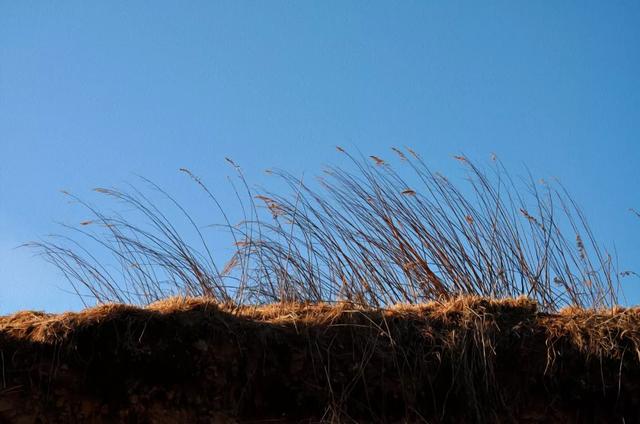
<box><xmin>1</xmin><ymin>297</ymin><xmax>639</xmax><ymax>423</ymax></box>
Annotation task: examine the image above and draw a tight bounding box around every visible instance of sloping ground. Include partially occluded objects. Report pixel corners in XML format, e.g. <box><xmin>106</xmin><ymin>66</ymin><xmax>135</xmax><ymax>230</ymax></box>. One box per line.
<box><xmin>0</xmin><ymin>297</ymin><xmax>639</xmax><ymax>423</ymax></box>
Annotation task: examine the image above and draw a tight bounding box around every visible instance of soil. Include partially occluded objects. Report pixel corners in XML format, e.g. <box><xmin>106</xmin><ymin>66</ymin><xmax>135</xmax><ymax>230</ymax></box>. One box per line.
<box><xmin>0</xmin><ymin>296</ymin><xmax>639</xmax><ymax>423</ymax></box>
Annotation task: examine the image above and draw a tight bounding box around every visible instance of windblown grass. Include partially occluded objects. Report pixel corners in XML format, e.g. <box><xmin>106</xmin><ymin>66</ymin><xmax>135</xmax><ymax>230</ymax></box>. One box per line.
<box><xmin>28</xmin><ymin>148</ymin><xmax>620</xmax><ymax>311</ymax></box>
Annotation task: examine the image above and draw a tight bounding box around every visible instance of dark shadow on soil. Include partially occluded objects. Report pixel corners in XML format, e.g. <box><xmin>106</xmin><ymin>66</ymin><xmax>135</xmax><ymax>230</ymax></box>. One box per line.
<box><xmin>1</xmin><ymin>298</ymin><xmax>639</xmax><ymax>423</ymax></box>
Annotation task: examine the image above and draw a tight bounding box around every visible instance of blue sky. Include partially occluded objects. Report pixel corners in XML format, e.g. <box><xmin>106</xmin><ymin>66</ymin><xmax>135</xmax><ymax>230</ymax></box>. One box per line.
<box><xmin>1</xmin><ymin>1</ymin><xmax>639</xmax><ymax>312</ymax></box>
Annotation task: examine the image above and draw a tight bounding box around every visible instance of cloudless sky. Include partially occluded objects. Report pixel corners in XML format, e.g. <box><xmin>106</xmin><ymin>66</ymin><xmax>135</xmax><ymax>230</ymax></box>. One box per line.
<box><xmin>1</xmin><ymin>1</ymin><xmax>639</xmax><ymax>312</ymax></box>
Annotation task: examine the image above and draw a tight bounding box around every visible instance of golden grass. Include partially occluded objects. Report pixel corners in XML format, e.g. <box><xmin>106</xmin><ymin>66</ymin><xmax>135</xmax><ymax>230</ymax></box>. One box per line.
<box><xmin>2</xmin><ymin>295</ymin><xmax>637</xmax><ymax>359</ymax></box>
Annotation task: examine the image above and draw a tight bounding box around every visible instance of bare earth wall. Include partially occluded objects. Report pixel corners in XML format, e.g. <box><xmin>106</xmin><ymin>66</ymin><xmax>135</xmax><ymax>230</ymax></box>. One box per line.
<box><xmin>0</xmin><ymin>297</ymin><xmax>639</xmax><ymax>423</ymax></box>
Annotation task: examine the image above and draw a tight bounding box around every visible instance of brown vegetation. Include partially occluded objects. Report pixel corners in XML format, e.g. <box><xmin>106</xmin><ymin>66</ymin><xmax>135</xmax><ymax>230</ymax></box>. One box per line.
<box><xmin>14</xmin><ymin>150</ymin><xmax>637</xmax><ymax>422</ymax></box>
<box><xmin>28</xmin><ymin>150</ymin><xmax>621</xmax><ymax>311</ymax></box>
<box><xmin>1</xmin><ymin>296</ymin><xmax>639</xmax><ymax>423</ymax></box>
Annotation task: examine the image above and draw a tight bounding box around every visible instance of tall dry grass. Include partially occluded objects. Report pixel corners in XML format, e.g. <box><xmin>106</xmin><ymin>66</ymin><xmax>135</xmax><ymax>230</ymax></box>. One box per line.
<box><xmin>28</xmin><ymin>148</ymin><xmax>621</xmax><ymax>311</ymax></box>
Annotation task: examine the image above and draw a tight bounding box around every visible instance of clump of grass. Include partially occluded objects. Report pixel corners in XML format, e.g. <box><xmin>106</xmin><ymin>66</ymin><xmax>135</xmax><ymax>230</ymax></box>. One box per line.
<box><xmin>28</xmin><ymin>148</ymin><xmax>620</xmax><ymax>311</ymax></box>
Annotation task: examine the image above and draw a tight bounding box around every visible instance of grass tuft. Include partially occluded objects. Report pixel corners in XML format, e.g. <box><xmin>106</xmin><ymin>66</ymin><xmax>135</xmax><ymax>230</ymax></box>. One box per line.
<box><xmin>27</xmin><ymin>149</ymin><xmax>621</xmax><ymax>311</ymax></box>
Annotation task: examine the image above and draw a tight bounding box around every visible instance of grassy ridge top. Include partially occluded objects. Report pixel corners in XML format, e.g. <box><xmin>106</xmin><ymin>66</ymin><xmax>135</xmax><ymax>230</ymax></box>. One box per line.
<box><xmin>1</xmin><ymin>297</ymin><xmax>639</xmax><ymax>422</ymax></box>
<box><xmin>1</xmin><ymin>295</ymin><xmax>638</xmax><ymax>345</ymax></box>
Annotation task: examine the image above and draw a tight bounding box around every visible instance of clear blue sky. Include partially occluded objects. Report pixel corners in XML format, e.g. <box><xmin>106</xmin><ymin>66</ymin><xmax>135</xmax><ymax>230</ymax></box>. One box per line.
<box><xmin>1</xmin><ymin>1</ymin><xmax>639</xmax><ymax>312</ymax></box>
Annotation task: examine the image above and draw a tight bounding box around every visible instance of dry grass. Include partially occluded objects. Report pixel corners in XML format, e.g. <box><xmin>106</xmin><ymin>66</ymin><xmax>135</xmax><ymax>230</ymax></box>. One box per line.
<box><xmin>9</xmin><ymin>149</ymin><xmax>638</xmax><ymax>421</ymax></box>
<box><xmin>0</xmin><ymin>295</ymin><xmax>534</xmax><ymax>341</ymax></box>
<box><xmin>26</xmin><ymin>148</ymin><xmax>621</xmax><ymax>312</ymax></box>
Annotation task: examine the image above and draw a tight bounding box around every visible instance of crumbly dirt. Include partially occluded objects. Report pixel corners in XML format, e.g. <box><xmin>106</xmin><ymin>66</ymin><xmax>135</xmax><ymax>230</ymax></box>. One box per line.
<box><xmin>0</xmin><ymin>296</ymin><xmax>639</xmax><ymax>423</ymax></box>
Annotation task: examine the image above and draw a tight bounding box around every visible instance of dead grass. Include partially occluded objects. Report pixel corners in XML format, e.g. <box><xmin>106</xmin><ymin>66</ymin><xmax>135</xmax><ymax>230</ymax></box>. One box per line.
<box><xmin>0</xmin><ymin>295</ymin><xmax>538</xmax><ymax>342</ymax></box>
<box><xmin>11</xmin><ymin>149</ymin><xmax>637</xmax><ymax>422</ymax></box>
<box><xmin>27</xmin><ymin>149</ymin><xmax>623</xmax><ymax>312</ymax></box>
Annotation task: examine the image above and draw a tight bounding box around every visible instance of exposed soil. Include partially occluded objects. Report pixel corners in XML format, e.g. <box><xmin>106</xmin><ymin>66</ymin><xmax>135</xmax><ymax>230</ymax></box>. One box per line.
<box><xmin>0</xmin><ymin>296</ymin><xmax>639</xmax><ymax>423</ymax></box>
